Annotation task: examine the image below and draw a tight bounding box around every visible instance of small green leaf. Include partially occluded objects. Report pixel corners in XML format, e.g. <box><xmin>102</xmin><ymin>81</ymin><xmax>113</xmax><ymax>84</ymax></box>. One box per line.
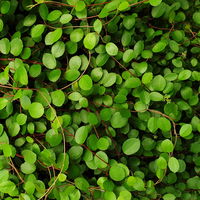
<box><xmin>0</xmin><ymin>38</ymin><xmax>10</xmax><ymax>54</ymax></box>
<box><xmin>20</xmin><ymin>162</ymin><xmax>36</xmax><ymax>174</ymax></box>
<box><xmin>28</xmin><ymin>102</ymin><xmax>44</xmax><ymax>119</ymax></box>
<box><xmin>42</xmin><ymin>53</ymin><xmax>56</xmax><ymax>69</ymax></box>
<box><xmin>163</xmin><ymin>193</ymin><xmax>176</xmax><ymax>200</ymax></box>
<box><xmin>149</xmin><ymin>0</ymin><xmax>162</xmax><ymax>6</ymax></box>
<box><xmin>118</xmin><ymin>1</ymin><xmax>129</xmax><ymax>11</ymax></box>
<box><xmin>178</xmin><ymin>70</ymin><xmax>192</xmax><ymax>80</ymax></box>
<box><xmin>105</xmin><ymin>42</ymin><xmax>118</xmax><ymax>56</ymax></box>
<box><xmin>45</xmin><ymin>129</ymin><xmax>62</xmax><ymax>147</ymax></box>
<box><xmin>94</xmin><ymin>151</ymin><xmax>108</xmax><ymax>168</ymax></box>
<box><xmin>168</xmin><ymin>157</ymin><xmax>179</xmax><ymax>173</ymax></box>
<box><xmin>10</xmin><ymin>38</ymin><xmax>23</xmax><ymax>56</ymax></box>
<box><xmin>51</xmin><ymin>90</ymin><xmax>65</xmax><ymax>107</ymax></box>
<box><xmin>193</xmin><ymin>12</ymin><xmax>200</xmax><ymax>25</ymax></box>
<box><xmin>45</xmin><ymin>28</ymin><xmax>63</xmax><ymax>45</ymax></box>
<box><xmin>0</xmin><ymin>181</ymin><xmax>16</xmax><ymax>194</ymax></box>
<box><xmin>83</xmin><ymin>32</ymin><xmax>97</xmax><ymax>50</ymax></box>
<box><xmin>0</xmin><ymin>98</ymin><xmax>8</xmax><ymax>110</ymax></box>
<box><xmin>180</xmin><ymin>124</ymin><xmax>192</xmax><ymax>138</ymax></box>
<box><xmin>161</xmin><ymin>139</ymin><xmax>174</xmax><ymax>153</ymax></box>
<box><xmin>60</xmin><ymin>14</ymin><xmax>72</xmax><ymax>24</ymax></box>
<box><xmin>22</xmin><ymin>150</ymin><xmax>37</xmax><ymax>164</ymax></box>
<box><xmin>74</xmin><ymin>177</ymin><xmax>89</xmax><ymax>191</ymax></box>
<box><xmin>79</xmin><ymin>75</ymin><xmax>93</xmax><ymax>90</ymax></box>
<box><xmin>31</xmin><ymin>24</ymin><xmax>46</xmax><ymax>38</ymax></box>
<box><xmin>109</xmin><ymin>164</ymin><xmax>126</xmax><ymax>181</ymax></box>
<box><xmin>111</xmin><ymin>112</ymin><xmax>128</xmax><ymax>128</ymax></box>
<box><xmin>127</xmin><ymin>176</ymin><xmax>145</xmax><ymax>191</ymax></box>
<box><xmin>70</xmin><ymin>28</ymin><xmax>84</xmax><ymax>43</ymax></box>
<box><xmin>94</xmin><ymin>19</ymin><xmax>102</xmax><ymax>34</ymax></box>
<box><xmin>122</xmin><ymin>138</ymin><xmax>140</xmax><ymax>155</ymax></box>
<box><xmin>75</xmin><ymin>126</ymin><xmax>89</xmax><ymax>144</ymax></box>
<box><xmin>152</xmin><ymin>40</ymin><xmax>167</xmax><ymax>53</ymax></box>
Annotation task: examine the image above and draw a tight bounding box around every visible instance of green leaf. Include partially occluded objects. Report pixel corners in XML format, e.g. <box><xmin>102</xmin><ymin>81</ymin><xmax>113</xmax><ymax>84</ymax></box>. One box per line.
<box><xmin>178</xmin><ymin>70</ymin><xmax>192</xmax><ymax>80</ymax></box>
<box><xmin>193</xmin><ymin>12</ymin><xmax>200</xmax><ymax>25</ymax></box>
<box><xmin>75</xmin><ymin>126</ymin><xmax>89</xmax><ymax>144</ymax></box>
<box><xmin>15</xmin><ymin>65</ymin><xmax>28</xmax><ymax>85</ymax></box>
<box><xmin>106</xmin><ymin>42</ymin><xmax>118</xmax><ymax>56</ymax></box>
<box><xmin>149</xmin><ymin>0</ymin><xmax>162</xmax><ymax>6</ymax></box>
<box><xmin>156</xmin><ymin>156</ymin><xmax>167</xmax><ymax>169</ymax></box>
<box><xmin>22</xmin><ymin>150</ymin><xmax>37</xmax><ymax>164</ymax></box>
<box><xmin>51</xmin><ymin>41</ymin><xmax>65</xmax><ymax>58</ymax></box>
<box><xmin>127</xmin><ymin>176</ymin><xmax>145</xmax><ymax>191</ymax></box>
<box><xmin>163</xmin><ymin>193</ymin><xmax>176</xmax><ymax>200</ymax></box>
<box><xmin>31</xmin><ymin>24</ymin><xmax>46</xmax><ymax>38</ymax></box>
<box><xmin>74</xmin><ymin>177</ymin><xmax>89</xmax><ymax>191</ymax></box>
<box><xmin>16</xmin><ymin>113</ymin><xmax>27</xmax><ymax>125</ymax></box>
<box><xmin>0</xmin><ymin>98</ymin><xmax>8</xmax><ymax>110</ymax></box>
<box><xmin>20</xmin><ymin>162</ymin><xmax>36</xmax><ymax>174</ymax></box>
<box><xmin>111</xmin><ymin>112</ymin><xmax>128</xmax><ymax>128</ymax></box>
<box><xmin>0</xmin><ymin>1</ymin><xmax>10</xmax><ymax>14</ymax></box>
<box><xmin>94</xmin><ymin>19</ymin><xmax>102</xmax><ymax>34</ymax></box>
<box><xmin>2</xmin><ymin>144</ymin><xmax>12</xmax><ymax>157</ymax></box>
<box><xmin>75</xmin><ymin>1</ymin><xmax>86</xmax><ymax>11</ymax></box>
<box><xmin>45</xmin><ymin>129</ymin><xmax>62</xmax><ymax>147</ymax></box>
<box><xmin>0</xmin><ymin>169</ymin><xmax>9</xmax><ymax>182</ymax></box>
<box><xmin>123</xmin><ymin>15</ymin><xmax>135</xmax><ymax>30</ymax></box>
<box><xmin>158</xmin><ymin>117</ymin><xmax>171</xmax><ymax>132</ymax></box>
<box><xmin>147</xmin><ymin>117</ymin><xmax>158</xmax><ymax>133</ymax></box>
<box><xmin>64</xmin><ymin>69</ymin><xmax>80</xmax><ymax>81</ymax></box>
<box><xmin>161</xmin><ymin>139</ymin><xmax>174</xmax><ymax>153</ymax></box>
<box><xmin>118</xmin><ymin>1</ymin><xmax>129</xmax><ymax>11</ymax></box>
<box><xmin>47</xmin><ymin>10</ymin><xmax>62</xmax><ymax>21</ymax></box>
<box><xmin>51</xmin><ymin>90</ymin><xmax>65</xmax><ymax>107</ymax></box>
<box><xmin>10</xmin><ymin>38</ymin><xmax>23</xmax><ymax>56</ymax></box>
<box><xmin>28</xmin><ymin>102</ymin><xmax>44</xmax><ymax>119</ymax></box>
<box><xmin>94</xmin><ymin>151</ymin><xmax>108</xmax><ymax>168</ymax></box>
<box><xmin>0</xmin><ymin>181</ymin><xmax>16</xmax><ymax>194</ymax></box>
<box><xmin>151</xmin><ymin>75</ymin><xmax>166</xmax><ymax>91</ymax></box>
<box><xmin>0</xmin><ymin>38</ymin><xmax>10</xmax><ymax>54</ymax></box>
<box><xmin>60</xmin><ymin>14</ymin><xmax>72</xmax><ymax>24</ymax></box>
<box><xmin>45</xmin><ymin>28</ymin><xmax>63</xmax><ymax>45</ymax></box>
<box><xmin>83</xmin><ymin>32</ymin><xmax>97</xmax><ymax>50</ymax></box>
<box><xmin>168</xmin><ymin>157</ymin><xmax>179</xmax><ymax>173</ymax></box>
<box><xmin>109</xmin><ymin>164</ymin><xmax>126</xmax><ymax>181</ymax></box>
<box><xmin>70</xmin><ymin>28</ymin><xmax>84</xmax><ymax>43</ymax></box>
<box><xmin>69</xmin><ymin>55</ymin><xmax>82</xmax><ymax>70</ymax></box>
<box><xmin>79</xmin><ymin>75</ymin><xmax>93</xmax><ymax>90</ymax></box>
<box><xmin>152</xmin><ymin>40</ymin><xmax>167</xmax><ymax>53</ymax></box>
<box><xmin>23</xmin><ymin>14</ymin><xmax>36</xmax><ymax>26</ymax></box>
<box><xmin>0</xmin><ymin>19</ymin><xmax>3</xmax><ymax>32</ymax></box>
<box><xmin>179</xmin><ymin>124</ymin><xmax>192</xmax><ymax>138</ymax></box>
<box><xmin>122</xmin><ymin>138</ymin><xmax>140</xmax><ymax>155</ymax></box>
<box><xmin>42</xmin><ymin>53</ymin><xmax>56</xmax><ymax>69</ymax></box>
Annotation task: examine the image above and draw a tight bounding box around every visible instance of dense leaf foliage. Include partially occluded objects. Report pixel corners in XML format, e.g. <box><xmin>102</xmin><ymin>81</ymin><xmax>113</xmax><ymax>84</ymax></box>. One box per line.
<box><xmin>0</xmin><ymin>0</ymin><xmax>200</xmax><ymax>199</ymax></box>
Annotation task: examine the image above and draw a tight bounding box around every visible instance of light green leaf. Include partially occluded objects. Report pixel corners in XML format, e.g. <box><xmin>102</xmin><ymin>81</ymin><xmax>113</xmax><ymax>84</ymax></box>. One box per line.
<box><xmin>160</xmin><ymin>139</ymin><xmax>174</xmax><ymax>153</ymax></box>
<box><xmin>106</xmin><ymin>42</ymin><xmax>118</xmax><ymax>56</ymax></box>
<box><xmin>149</xmin><ymin>0</ymin><xmax>162</xmax><ymax>6</ymax></box>
<box><xmin>42</xmin><ymin>53</ymin><xmax>56</xmax><ymax>69</ymax></box>
<box><xmin>79</xmin><ymin>75</ymin><xmax>93</xmax><ymax>90</ymax></box>
<box><xmin>45</xmin><ymin>28</ymin><xmax>63</xmax><ymax>45</ymax></box>
<box><xmin>28</xmin><ymin>102</ymin><xmax>44</xmax><ymax>119</ymax></box>
<box><xmin>10</xmin><ymin>38</ymin><xmax>23</xmax><ymax>56</ymax></box>
<box><xmin>31</xmin><ymin>24</ymin><xmax>46</xmax><ymax>38</ymax></box>
<box><xmin>168</xmin><ymin>157</ymin><xmax>179</xmax><ymax>173</ymax></box>
<box><xmin>122</xmin><ymin>138</ymin><xmax>140</xmax><ymax>155</ymax></box>
<box><xmin>75</xmin><ymin>126</ymin><xmax>89</xmax><ymax>144</ymax></box>
<box><xmin>180</xmin><ymin>124</ymin><xmax>192</xmax><ymax>138</ymax></box>
<box><xmin>83</xmin><ymin>32</ymin><xmax>97</xmax><ymax>50</ymax></box>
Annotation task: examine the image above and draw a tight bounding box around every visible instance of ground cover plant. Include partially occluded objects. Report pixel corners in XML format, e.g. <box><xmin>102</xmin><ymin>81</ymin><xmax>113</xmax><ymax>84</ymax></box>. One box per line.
<box><xmin>0</xmin><ymin>0</ymin><xmax>200</xmax><ymax>199</ymax></box>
